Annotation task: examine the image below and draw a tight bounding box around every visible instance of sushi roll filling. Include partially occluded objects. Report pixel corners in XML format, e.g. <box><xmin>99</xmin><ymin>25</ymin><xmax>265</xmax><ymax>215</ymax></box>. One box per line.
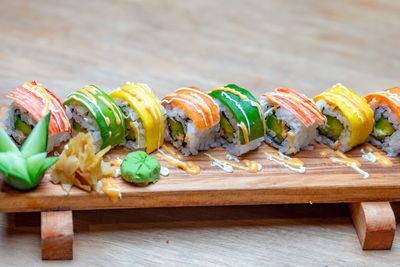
<box><xmin>372</xmin><ymin>109</ymin><xmax>395</xmax><ymax>141</ymax></box>
<box><xmin>167</xmin><ymin>118</ymin><xmax>187</xmax><ymax>147</ymax></box>
<box><xmin>318</xmin><ymin>111</ymin><xmax>344</xmax><ymax>141</ymax></box>
<box><xmin>265</xmin><ymin>113</ymin><xmax>289</xmax><ymax>145</ymax></box>
<box><xmin>12</xmin><ymin>110</ymin><xmax>35</xmax><ymax>143</ymax></box>
<box><xmin>220</xmin><ymin>112</ymin><xmax>234</xmax><ymax>143</ymax></box>
<box><xmin>72</xmin><ymin>119</ymin><xmax>87</xmax><ymax>133</ymax></box>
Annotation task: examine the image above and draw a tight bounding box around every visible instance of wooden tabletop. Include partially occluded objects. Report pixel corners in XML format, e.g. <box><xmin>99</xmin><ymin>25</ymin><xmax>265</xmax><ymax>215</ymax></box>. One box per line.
<box><xmin>1</xmin><ymin>0</ymin><xmax>400</xmax><ymax>264</ymax></box>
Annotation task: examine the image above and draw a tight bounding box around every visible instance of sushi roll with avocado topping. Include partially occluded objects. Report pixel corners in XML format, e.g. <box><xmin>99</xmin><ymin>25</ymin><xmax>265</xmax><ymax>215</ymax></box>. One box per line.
<box><xmin>63</xmin><ymin>85</ymin><xmax>126</xmax><ymax>151</ymax></box>
<box><xmin>110</xmin><ymin>82</ymin><xmax>165</xmax><ymax>154</ymax></box>
<box><xmin>3</xmin><ymin>81</ymin><xmax>71</xmax><ymax>152</ymax></box>
<box><xmin>365</xmin><ymin>87</ymin><xmax>400</xmax><ymax>156</ymax></box>
<box><xmin>209</xmin><ymin>84</ymin><xmax>265</xmax><ymax>156</ymax></box>
<box><xmin>314</xmin><ymin>84</ymin><xmax>374</xmax><ymax>152</ymax></box>
<box><xmin>162</xmin><ymin>87</ymin><xmax>220</xmax><ymax>156</ymax></box>
<box><xmin>260</xmin><ymin>88</ymin><xmax>326</xmax><ymax>154</ymax></box>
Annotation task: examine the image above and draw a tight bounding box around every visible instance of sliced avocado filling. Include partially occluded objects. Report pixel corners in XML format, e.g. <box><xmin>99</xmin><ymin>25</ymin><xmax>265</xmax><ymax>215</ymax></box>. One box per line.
<box><xmin>265</xmin><ymin>114</ymin><xmax>289</xmax><ymax>144</ymax></box>
<box><xmin>126</xmin><ymin>118</ymin><xmax>137</xmax><ymax>142</ymax></box>
<box><xmin>220</xmin><ymin>112</ymin><xmax>234</xmax><ymax>143</ymax></box>
<box><xmin>15</xmin><ymin>117</ymin><xmax>32</xmax><ymax>136</ymax></box>
<box><xmin>373</xmin><ymin>117</ymin><xmax>395</xmax><ymax>141</ymax></box>
<box><xmin>167</xmin><ymin>118</ymin><xmax>185</xmax><ymax>144</ymax></box>
<box><xmin>72</xmin><ymin>120</ymin><xmax>87</xmax><ymax>133</ymax></box>
<box><xmin>318</xmin><ymin>114</ymin><xmax>344</xmax><ymax>140</ymax></box>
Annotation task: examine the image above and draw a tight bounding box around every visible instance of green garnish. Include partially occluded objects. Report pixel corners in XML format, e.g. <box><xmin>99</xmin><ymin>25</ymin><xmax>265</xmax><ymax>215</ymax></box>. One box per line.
<box><xmin>0</xmin><ymin>113</ymin><xmax>58</xmax><ymax>190</ymax></box>
<box><xmin>167</xmin><ymin>118</ymin><xmax>184</xmax><ymax>143</ymax></box>
<box><xmin>220</xmin><ymin>113</ymin><xmax>234</xmax><ymax>143</ymax></box>
<box><xmin>319</xmin><ymin>114</ymin><xmax>344</xmax><ymax>140</ymax></box>
<box><xmin>15</xmin><ymin>118</ymin><xmax>32</xmax><ymax>136</ymax></box>
<box><xmin>265</xmin><ymin>114</ymin><xmax>289</xmax><ymax>144</ymax></box>
<box><xmin>121</xmin><ymin>151</ymin><xmax>160</xmax><ymax>185</ymax></box>
<box><xmin>373</xmin><ymin>117</ymin><xmax>395</xmax><ymax>140</ymax></box>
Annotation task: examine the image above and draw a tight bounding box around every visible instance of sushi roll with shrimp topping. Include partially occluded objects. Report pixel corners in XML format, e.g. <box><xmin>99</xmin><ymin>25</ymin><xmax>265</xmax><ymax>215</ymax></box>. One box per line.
<box><xmin>314</xmin><ymin>83</ymin><xmax>374</xmax><ymax>152</ymax></box>
<box><xmin>209</xmin><ymin>84</ymin><xmax>265</xmax><ymax>156</ymax></box>
<box><xmin>162</xmin><ymin>87</ymin><xmax>220</xmax><ymax>156</ymax></box>
<box><xmin>3</xmin><ymin>81</ymin><xmax>71</xmax><ymax>151</ymax></box>
<box><xmin>365</xmin><ymin>87</ymin><xmax>400</xmax><ymax>156</ymax></box>
<box><xmin>260</xmin><ymin>88</ymin><xmax>326</xmax><ymax>154</ymax></box>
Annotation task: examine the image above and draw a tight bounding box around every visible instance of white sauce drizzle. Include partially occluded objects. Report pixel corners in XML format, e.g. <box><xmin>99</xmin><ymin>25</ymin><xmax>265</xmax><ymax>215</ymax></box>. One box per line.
<box><xmin>361</xmin><ymin>148</ymin><xmax>376</xmax><ymax>163</ymax></box>
<box><xmin>330</xmin><ymin>158</ymin><xmax>369</xmax><ymax>179</ymax></box>
<box><xmin>226</xmin><ymin>154</ymin><xmax>240</xmax><ymax>162</ymax></box>
<box><xmin>265</xmin><ymin>152</ymin><xmax>306</xmax><ymax>174</ymax></box>
<box><xmin>160</xmin><ymin>166</ymin><xmax>170</xmax><ymax>176</ymax></box>
<box><xmin>204</xmin><ymin>153</ymin><xmax>234</xmax><ymax>173</ymax></box>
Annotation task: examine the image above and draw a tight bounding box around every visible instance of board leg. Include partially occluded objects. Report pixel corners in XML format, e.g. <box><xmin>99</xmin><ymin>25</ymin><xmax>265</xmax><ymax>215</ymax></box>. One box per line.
<box><xmin>349</xmin><ymin>202</ymin><xmax>395</xmax><ymax>250</ymax></box>
<box><xmin>41</xmin><ymin>210</ymin><xmax>73</xmax><ymax>260</ymax></box>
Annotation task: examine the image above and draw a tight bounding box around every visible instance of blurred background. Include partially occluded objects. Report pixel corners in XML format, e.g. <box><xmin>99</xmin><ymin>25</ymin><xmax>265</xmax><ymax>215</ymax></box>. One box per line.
<box><xmin>1</xmin><ymin>0</ymin><xmax>399</xmax><ymax>104</ymax></box>
<box><xmin>1</xmin><ymin>0</ymin><xmax>400</xmax><ymax>265</ymax></box>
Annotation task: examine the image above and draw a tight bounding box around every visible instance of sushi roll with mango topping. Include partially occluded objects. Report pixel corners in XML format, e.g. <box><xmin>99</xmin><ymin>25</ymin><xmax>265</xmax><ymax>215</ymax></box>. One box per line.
<box><xmin>63</xmin><ymin>85</ymin><xmax>126</xmax><ymax>151</ymax></box>
<box><xmin>260</xmin><ymin>88</ymin><xmax>327</xmax><ymax>154</ymax></box>
<box><xmin>365</xmin><ymin>87</ymin><xmax>400</xmax><ymax>156</ymax></box>
<box><xmin>4</xmin><ymin>81</ymin><xmax>71</xmax><ymax>151</ymax></box>
<box><xmin>162</xmin><ymin>87</ymin><xmax>220</xmax><ymax>156</ymax></box>
<box><xmin>110</xmin><ymin>82</ymin><xmax>164</xmax><ymax>154</ymax></box>
<box><xmin>209</xmin><ymin>84</ymin><xmax>265</xmax><ymax>156</ymax></box>
<box><xmin>314</xmin><ymin>83</ymin><xmax>374</xmax><ymax>152</ymax></box>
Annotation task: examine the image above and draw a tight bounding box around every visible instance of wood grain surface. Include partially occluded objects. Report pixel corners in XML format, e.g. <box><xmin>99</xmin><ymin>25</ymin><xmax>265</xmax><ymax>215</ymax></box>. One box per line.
<box><xmin>1</xmin><ymin>0</ymin><xmax>400</xmax><ymax>265</ymax></box>
<box><xmin>1</xmin><ymin>142</ymin><xmax>400</xmax><ymax>212</ymax></box>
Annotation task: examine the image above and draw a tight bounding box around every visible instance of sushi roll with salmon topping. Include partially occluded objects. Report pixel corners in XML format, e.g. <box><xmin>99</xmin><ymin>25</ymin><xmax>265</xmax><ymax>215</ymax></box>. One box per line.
<box><xmin>162</xmin><ymin>87</ymin><xmax>220</xmax><ymax>156</ymax></box>
<box><xmin>314</xmin><ymin>83</ymin><xmax>374</xmax><ymax>152</ymax></box>
<box><xmin>365</xmin><ymin>87</ymin><xmax>400</xmax><ymax>156</ymax></box>
<box><xmin>110</xmin><ymin>82</ymin><xmax>164</xmax><ymax>154</ymax></box>
<box><xmin>3</xmin><ymin>81</ymin><xmax>71</xmax><ymax>151</ymax></box>
<box><xmin>209</xmin><ymin>84</ymin><xmax>265</xmax><ymax>156</ymax></box>
<box><xmin>260</xmin><ymin>88</ymin><xmax>326</xmax><ymax>154</ymax></box>
<box><xmin>63</xmin><ymin>85</ymin><xmax>126</xmax><ymax>151</ymax></box>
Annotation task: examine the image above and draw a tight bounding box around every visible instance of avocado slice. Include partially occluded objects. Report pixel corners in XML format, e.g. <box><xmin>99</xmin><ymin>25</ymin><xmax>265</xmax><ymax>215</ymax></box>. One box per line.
<box><xmin>318</xmin><ymin>114</ymin><xmax>343</xmax><ymax>140</ymax></box>
<box><xmin>72</xmin><ymin>120</ymin><xmax>87</xmax><ymax>133</ymax></box>
<box><xmin>15</xmin><ymin>118</ymin><xmax>32</xmax><ymax>136</ymax></box>
<box><xmin>373</xmin><ymin>117</ymin><xmax>395</xmax><ymax>140</ymax></box>
<box><xmin>265</xmin><ymin>114</ymin><xmax>289</xmax><ymax>144</ymax></box>
<box><xmin>167</xmin><ymin>118</ymin><xmax>185</xmax><ymax>143</ymax></box>
<box><xmin>220</xmin><ymin>113</ymin><xmax>234</xmax><ymax>143</ymax></box>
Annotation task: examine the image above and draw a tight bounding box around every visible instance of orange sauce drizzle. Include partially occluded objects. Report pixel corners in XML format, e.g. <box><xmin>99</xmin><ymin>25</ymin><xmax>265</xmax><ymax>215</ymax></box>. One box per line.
<box><xmin>155</xmin><ymin>146</ymin><xmax>200</xmax><ymax>174</ymax></box>
<box><xmin>206</xmin><ymin>154</ymin><xmax>260</xmax><ymax>173</ymax></box>
<box><xmin>264</xmin><ymin>152</ymin><xmax>305</xmax><ymax>173</ymax></box>
<box><xmin>281</xmin><ymin>121</ymin><xmax>287</xmax><ymax>139</ymax></box>
<box><xmin>129</xmin><ymin>121</ymin><xmax>138</xmax><ymax>134</ymax></box>
<box><xmin>145</xmin><ymin>105</ymin><xmax>157</xmax><ymax>119</ymax></box>
<box><xmin>25</xmin><ymin>82</ymin><xmax>52</xmax><ymax>116</ymax></box>
<box><xmin>330</xmin><ymin>151</ymin><xmax>360</xmax><ymax>167</ymax></box>
<box><xmin>238</xmin><ymin>122</ymin><xmax>249</xmax><ymax>145</ymax></box>
<box><xmin>86</xmin><ymin>86</ymin><xmax>97</xmax><ymax>94</ymax></box>
<box><xmin>105</xmin><ymin>117</ymin><xmax>110</xmax><ymax>126</ymax></box>
<box><xmin>101</xmin><ymin>177</ymin><xmax>120</xmax><ymax>203</ymax></box>
<box><xmin>362</xmin><ymin>144</ymin><xmax>392</xmax><ymax>167</ymax></box>
<box><xmin>334</xmin><ymin>141</ymin><xmax>339</xmax><ymax>151</ymax></box>
<box><xmin>185</xmin><ymin>135</ymin><xmax>190</xmax><ymax>141</ymax></box>
<box><xmin>288</xmin><ymin>132</ymin><xmax>294</xmax><ymax>154</ymax></box>
<box><xmin>373</xmin><ymin>152</ymin><xmax>392</xmax><ymax>167</ymax></box>
<box><xmin>98</xmin><ymin>95</ymin><xmax>121</xmax><ymax>125</ymax></box>
<box><xmin>79</xmin><ymin>87</ymin><xmax>97</xmax><ymax>103</ymax></box>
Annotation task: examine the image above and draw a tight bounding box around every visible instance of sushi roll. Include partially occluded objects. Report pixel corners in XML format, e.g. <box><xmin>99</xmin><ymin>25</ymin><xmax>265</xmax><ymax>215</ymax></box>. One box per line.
<box><xmin>365</xmin><ymin>87</ymin><xmax>400</xmax><ymax>156</ymax></box>
<box><xmin>162</xmin><ymin>87</ymin><xmax>220</xmax><ymax>156</ymax></box>
<box><xmin>209</xmin><ymin>84</ymin><xmax>265</xmax><ymax>156</ymax></box>
<box><xmin>110</xmin><ymin>82</ymin><xmax>164</xmax><ymax>154</ymax></box>
<box><xmin>63</xmin><ymin>85</ymin><xmax>125</xmax><ymax>151</ymax></box>
<box><xmin>260</xmin><ymin>88</ymin><xmax>326</xmax><ymax>154</ymax></box>
<box><xmin>3</xmin><ymin>81</ymin><xmax>71</xmax><ymax>151</ymax></box>
<box><xmin>314</xmin><ymin>83</ymin><xmax>374</xmax><ymax>152</ymax></box>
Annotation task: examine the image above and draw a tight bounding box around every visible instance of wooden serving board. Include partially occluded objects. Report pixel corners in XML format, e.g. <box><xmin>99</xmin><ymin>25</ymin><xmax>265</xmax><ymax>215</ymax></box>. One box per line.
<box><xmin>1</xmin><ymin>142</ymin><xmax>400</xmax><ymax>213</ymax></box>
